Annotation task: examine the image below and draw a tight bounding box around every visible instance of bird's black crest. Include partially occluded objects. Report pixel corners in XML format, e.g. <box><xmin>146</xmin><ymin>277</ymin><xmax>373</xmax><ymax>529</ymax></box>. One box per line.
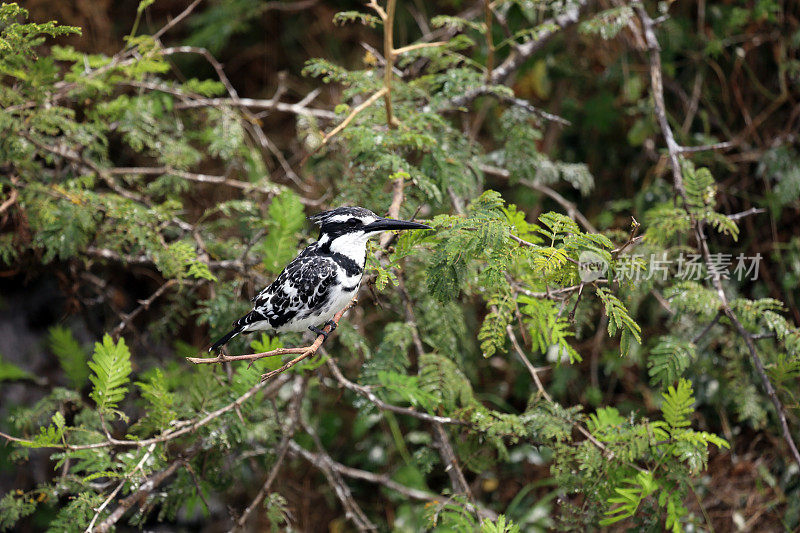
<box><xmin>308</xmin><ymin>206</ymin><xmax>378</xmax><ymax>227</ymax></box>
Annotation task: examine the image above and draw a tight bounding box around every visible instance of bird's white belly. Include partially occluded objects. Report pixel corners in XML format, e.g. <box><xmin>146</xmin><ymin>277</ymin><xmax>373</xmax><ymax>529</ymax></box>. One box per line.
<box><xmin>275</xmin><ymin>276</ymin><xmax>361</xmax><ymax>333</ymax></box>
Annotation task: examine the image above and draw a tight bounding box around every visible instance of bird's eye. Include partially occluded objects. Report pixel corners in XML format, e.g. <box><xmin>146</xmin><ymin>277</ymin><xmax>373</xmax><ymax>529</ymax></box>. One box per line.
<box><xmin>347</xmin><ymin>217</ymin><xmax>360</xmax><ymax>224</ymax></box>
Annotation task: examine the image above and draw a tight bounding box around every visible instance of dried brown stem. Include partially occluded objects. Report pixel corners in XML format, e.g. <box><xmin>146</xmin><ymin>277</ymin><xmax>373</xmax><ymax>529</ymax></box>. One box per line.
<box><xmin>382</xmin><ymin>0</ymin><xmax>397</xmax><ymax>128</ymax></box>
<box><xmin>484</xmin><ymin>0</ymin><xmax>495</xmax><ymax>80</ymax></box>
<box><xmin>379</xmin><ymin>175</ymin><xmax>405</xmax><ymax>248</ymax></box>
<box><xmin>612</xmin><ymin>217</ymin><xmax>642</xmax><ymax>257</ymax></box>
<box><xmin>0</xmin><ymin>188</ymin><xmax>18</xmax><ymax>216</ymax></box>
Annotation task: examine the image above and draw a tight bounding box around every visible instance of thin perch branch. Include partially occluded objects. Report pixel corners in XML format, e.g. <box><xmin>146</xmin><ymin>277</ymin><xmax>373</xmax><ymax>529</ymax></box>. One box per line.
<box><xmin>188</xmin><ymin>298</ymin><xmax>359</xmax><ymax>383</ymax></box>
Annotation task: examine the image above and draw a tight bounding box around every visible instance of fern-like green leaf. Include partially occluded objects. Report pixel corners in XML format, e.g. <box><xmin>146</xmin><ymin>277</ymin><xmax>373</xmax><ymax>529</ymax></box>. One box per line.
<box><xmin>648</xmin><ymin>336</ymin><xmax>696</xmax><ymax>389</ymax></box>
<box><xmin>48</xmin><ymin>326</ymin><xmax>89</xmax><ymax>389</ymax></box>
<box><xmin>600</xmin><ymin>471</ymin><xmax>658</xmax><ymax>526</ymax></box>
<box><xmin>661</xmin><ymin>379</ymin><xmax>694</xmax><ymax>432</ymax></box>
<box><xmin>88</xmin><ymin>334</ymin><xmax>132</xmax><ymax>418</ymax></box>
<box><xmin>596</xmin><ymin>288</ymin><xmax>641</xmax><ymax>352</ymax></box>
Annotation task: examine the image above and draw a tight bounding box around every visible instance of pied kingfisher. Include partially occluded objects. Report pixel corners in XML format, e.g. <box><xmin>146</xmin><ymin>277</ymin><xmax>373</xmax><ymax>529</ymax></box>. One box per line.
<box><xmin>210</xmin><ymin>206</ymin><xmax>431</xmax><ymax>352</ymax></box>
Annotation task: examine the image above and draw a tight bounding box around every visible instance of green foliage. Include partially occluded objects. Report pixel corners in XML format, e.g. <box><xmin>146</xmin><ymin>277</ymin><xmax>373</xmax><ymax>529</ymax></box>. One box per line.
<box><xmin>664</xmin><ymin>282</ymin><xmax>721</xmax><ymax>320</ymax></box>
<box><xmin>648</xmin><ymin>336</ymin><xmax>696</xmax><ymax>388</ymax></box>
<box><xmin>0</xmin><ymin>487</ymin><xmax>50</xmax><ymax>531</ymax></box>
<box><xmin>134</xmin><ymin>369</ymin><xmax>177</xmax><ymax>435</ymax></box>
<box><xmin>426</xmin><ymin>191</ymin><xmax>510</xmax><ymax>302</ymax></box>
<box><xmin>20</xmin><ymin>412</ymin><xmax>66</xmax><ymax>448</ymax></box>
<box><xmin>0</xmin><ymin>354</ymin><xmax>33</xmax><ymax>382</ymax></box>
<box><xmin>2</xmin><ymin>1</ymin><xmax>797</xmax><ymax>531</ymax></box>
<box><xmin>48</xmin><ymin>326</ymin><xmax>89</xmax><ymax>389</ymax></box>
<box><xmin>518</xmin><ymin>296</ymin><xmax>580</xmax><ymax>363</ymax></box>
<box><xmin>480</xmin><ymin>514</ymin><xmax>521</xmax><ymax>533</ymax></box>
<box><xmin>661</xmin><ymin>379</ymin><xmax>694</xmax><ymax>431</ymax></box>
<box><xmin>579</xmin><ymin>6</ymin><xmax>634</xmax><ymax>40</ymax></box>
<box><xmin>596</xmin><ymin>287</ymin><xmax>641</xmax><ymax>355</ymax></box>
<box><xmin>0</xmin><ymin>3</ymin><xmax>80</xmax><ymax>57</ymax></box>
<box><xmin>333</xmin><ymin>11</ymin><xmax>382</xmax><ymax>28</ymax></box>
<box><xmin>600</xmin><ymin>470</ymin><xmax>659</xmax><ymax>526</ymax></box>
<box><xmin>88</xmin><ymin>335</ymin><xmax>132</xmax><ymax>418</ymax></box>
<box><xmin>260</xmin><ymin>191</ymin><xmax>306</xmax><ymax>273</ymax></box>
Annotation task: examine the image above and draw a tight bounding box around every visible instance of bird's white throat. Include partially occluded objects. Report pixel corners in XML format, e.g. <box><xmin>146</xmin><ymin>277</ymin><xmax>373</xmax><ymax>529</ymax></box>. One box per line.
<box><xmin>328</xmin><ymin>231</ymin><xmax>378</xmax><ymax>267</ymax></box>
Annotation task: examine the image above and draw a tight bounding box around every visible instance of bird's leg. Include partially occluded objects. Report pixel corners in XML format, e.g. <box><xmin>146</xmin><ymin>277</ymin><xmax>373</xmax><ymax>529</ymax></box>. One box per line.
<box><xmin>309</xmin><ymin>320</ymin><xmax>338</xmax><ymax>342</ymax></box>
<box><xmin>309</xmin><ymin>325</ymin><xmax>330</xmax><ymax>342</ymax></box>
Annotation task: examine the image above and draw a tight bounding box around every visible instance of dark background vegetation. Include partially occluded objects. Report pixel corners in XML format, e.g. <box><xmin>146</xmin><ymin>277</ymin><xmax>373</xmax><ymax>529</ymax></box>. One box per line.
<box><xmin>2</xmin><ymin>0</ymin><xmax>800</xmax><ymax>531</ymax></box>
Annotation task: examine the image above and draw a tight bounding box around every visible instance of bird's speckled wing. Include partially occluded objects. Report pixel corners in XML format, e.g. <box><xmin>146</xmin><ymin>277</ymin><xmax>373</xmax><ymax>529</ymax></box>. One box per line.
<box><xmin>235</xmin><ymin>255</ymin><xmax>338</xmax><ymax>331</ymax></box>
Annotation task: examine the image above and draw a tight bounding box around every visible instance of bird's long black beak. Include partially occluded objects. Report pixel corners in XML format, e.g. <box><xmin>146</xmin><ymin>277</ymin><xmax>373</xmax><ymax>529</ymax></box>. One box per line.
<box><xmin>364</xmin><ymin>217</ymin><xmax>432</xmax><ymax>232</ymax></box>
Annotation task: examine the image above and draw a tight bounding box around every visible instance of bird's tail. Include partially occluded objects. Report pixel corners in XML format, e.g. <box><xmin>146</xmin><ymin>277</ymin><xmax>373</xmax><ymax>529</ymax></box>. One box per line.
<box><xmin>209</xmin><ymin>327</ymin><xmax>241</xmax><ymax>353</ymax></box>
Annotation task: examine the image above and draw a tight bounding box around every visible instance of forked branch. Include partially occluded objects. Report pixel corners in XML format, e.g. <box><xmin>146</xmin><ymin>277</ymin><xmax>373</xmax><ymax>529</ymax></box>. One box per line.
<box><xmin>187</xmin><ymin>298</ymin><xmax>359</xmax><ymax>382</ymax></box>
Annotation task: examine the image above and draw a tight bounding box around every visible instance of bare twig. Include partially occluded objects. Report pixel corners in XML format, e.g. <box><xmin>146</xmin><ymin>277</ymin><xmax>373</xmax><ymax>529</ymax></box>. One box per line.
<box><xmin>287</xmin><ymin>440</ymin><xmax>433</xmax><ymax>501</ymax></box>
<box><xmin>172</xmin><ymin>95</ymin><xmax>335</xmax><ymax>119</ymax></box>
<box><xmin>151</xmin><ymin>0</ymin><xmax>204</xmax><ymax>41</ymax></box>
<box><xmin>160</xmin><ymin>46</ymin><xmax>239</xmax><ymax>99</ymax></box>
<box><xmin>86</xmin><ymin>443</ymin><xmax>158</xmax><ymax>532</ymax></box>
<box><xmin>382</xmin><ymin>0</ymin><xmax>397</xmax><ymax>128</ymax></box>
<box><xmin>692</xmin><ymin>311</ymin><xmax>722</xmax><ymax>345</ymax></box>
<box><xmin>506</xmin><ymin>325</ymin><xmax>552</xmax><ymax>401</ymax></box>
<box><xmin>484</xmin><ymin>0</ymin><xmax>495</xmax><ymax>80</ymax></box>
<box><xmin>95</xmin><ymin>457</ymin><xmax>185</xmax><ymax>532</ymax></box>
<box><xmin>111</xmin><ymin>279</ymin><xmax>179</xmax><ymax>339</ymax></box>
<box><xmin>727</xmin><ymin>207</ymin><xmax>766</xmax><ymax>221</ymax></box>
<box><xmin>393</xmin><ymin>41</ymin><xmax>448</xmax><ymax>55</ymax></box>
<box><xmin>430</xmin><ymin>422</ymin><xmax>479</xmax><ymax>514</ymax></box>
<box><xmin>85</xmin><ymin>480</ymin><xmax>125</xmax><ymax>533</ymax></box>
<box><xmin>435</xmin><ymin>87</ymin><xmax>570</xmax><ymax>125</ymax></box>
<box><xmin>301</xmin><ymin>87</ymin><xmax>389</xmax><ymax>167</ymax></box>
<box><xmin>479</xmin><ymin>164</ymin><xmax>596</xmax><ymax>232</ymax></box>
<box><xmin>324</xmin><ymin>356</ymin><xmax>467</xmax><ymax>426</ymax></box>
<box><xmin>379</xmin><ymin>176</ymin><xmax>405</xmax><ymax>248</ymax></box>
<box><xmin>365</xmin><ymin>0</ymin><xmax>387</xmax><ymax>21</ymax></box>
<box><xmin>360</xmin><ymin>42</ymin><xmax>403</xmax><ymax>76</ymax></box>
<box><xmin>676</xmin><ymin>141</ymin><xmax>735</xmax><ymax>153</ymax></box>
<box><xmin>302</xmin><ymin>420</ymin><xmax>377</xmax><ymax>531</ymax></box>
<box><xmin>506</xmin><ymin>324</ymin><xmax>627</xmax><ymax>464</ymax></box>
<box><xmin>490</xmin><ymin>0</ymin><xmax>590</xmax><ymax>84</ymax></box>
<box><xmin>287</xmin><ymin>440</ymin><xmax>497</xmax><ymax>519</ymax></box>
<box><xmin>0</xmin><ymin>375</ymin><xmax>290</xmax><ymax>450</ymax></box>
<box><xmin>0</xmin><ymin>188</ymin><xmax>18</xmax><ymax>216</ymax></box>
<box><xmin>612</xmin><ymin>218</ymin><xmax>642</xmax><ymax>257</ymax></box>
<box><xmin>108</xmin><ymin>166</ymin><xmax>291</xmax><ymax>202</ymax></box>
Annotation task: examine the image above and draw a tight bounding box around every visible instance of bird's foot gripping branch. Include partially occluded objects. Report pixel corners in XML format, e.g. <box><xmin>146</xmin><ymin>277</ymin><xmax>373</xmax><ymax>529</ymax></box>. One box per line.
<box><xmin>187</xmin><ymin>297</ymin><xmax>358</xmax><ymax>382</ymax></box>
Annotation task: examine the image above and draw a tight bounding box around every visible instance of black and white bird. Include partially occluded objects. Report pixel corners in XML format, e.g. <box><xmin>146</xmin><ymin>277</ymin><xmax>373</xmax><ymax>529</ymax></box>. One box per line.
<box><xmin>209</xmin><ymin>206</ymin><xmax>431</xmax><ymax>352</ymax></box>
